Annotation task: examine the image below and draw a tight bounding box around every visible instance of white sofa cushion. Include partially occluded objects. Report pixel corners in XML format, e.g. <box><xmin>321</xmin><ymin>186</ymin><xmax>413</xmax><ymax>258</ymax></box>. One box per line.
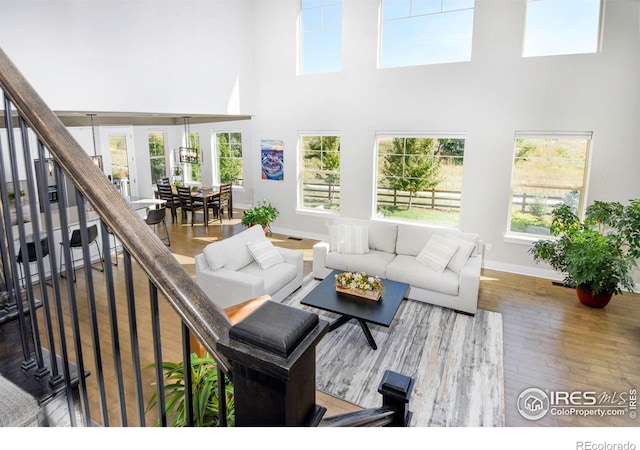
<box><xmin>203</xmin><ymin>224</ymin><xmax>266</xmax><ymax>271</ymax></box>
<box><xmin>247</xmin><ymin>239</ymin><xmax>284</xmax><ymax>269</ymax></box>
<box><xmin>445</xmin><ymin>234</ymin><xmax>476</xmax><ymax>274</ymax></box>
<box><xmin>337</xmin><ymin>224</ymin><xmax>369</xmax><ymax>254</ymax></box>
<box><xmin>416</xmin><ymin>234</ymin><xmax>459</xmax><ymax>272</ymax></box>
<box><xmin>395</xmin><ymin>224</ymin><xmax>438</xmax><ymax>256</ymax></box>
<box><xmin>325</xmin><ymin>250</ymin><xmax>395</xmax><ymax>279</ymax></box>
<box><xmin>239</xmin><ymin>260</ymin><xmax>298</xmax><ymax>296</ymax></box>
<box><xmin>386</xmin><ymin>255</ymin><xmax>459</xmax><ymax>296</ymax></box>
<box><xmin>367</xmin><ymin>221</ymin><xmax>398</xmax><ymax>253</ymax></box>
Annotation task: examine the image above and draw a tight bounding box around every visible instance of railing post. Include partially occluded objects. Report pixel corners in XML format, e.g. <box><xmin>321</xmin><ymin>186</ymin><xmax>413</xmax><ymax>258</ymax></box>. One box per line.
<box><xmin>378</xmin><ymin>370</ymin><xmax>414</xmax><ymax>427</ymax></box>
<box><xmin>217</xmin><ymin>301</ymin><xmax>328</xmax><ymax>426</ymax></box>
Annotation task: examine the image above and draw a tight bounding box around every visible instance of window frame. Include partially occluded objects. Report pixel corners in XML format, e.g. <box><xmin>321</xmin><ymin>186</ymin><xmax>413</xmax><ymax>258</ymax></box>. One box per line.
<box><xmin>374</xmin><ymin>132</ymin><xmax>466</xmax><ymax>227</ymax></box>
<box><xmin>506</xmin><ymin>131</ymin><xmax>593</xmax><ymax>239</ymax></box>
<box><xmin>298</xmin><ymin>132</ymin><xmax>342</xmax><ymax>214</ymax></box>
<box><xmin>215</xmin><ymin>131</ymin><xmax>244</xmax><ymax>187</ymax></box>
<box><xmin>522</xmin><ymin>0</ymin><xmax>604</xmax><ymax>58</ymax></box>
<box><xmin>378</xmin><ymin>0</ymin><xmax>475</xmax><ymax>69</ymax></box>
<box><xmin>299</xmin><ymin>0</ymin><xmax>343</xmax><ymax>75</ymax></box>
<box><xmin>148</xmin><ymin>130</ymin><xmax>167</xmax><ymax>185</ymax></box>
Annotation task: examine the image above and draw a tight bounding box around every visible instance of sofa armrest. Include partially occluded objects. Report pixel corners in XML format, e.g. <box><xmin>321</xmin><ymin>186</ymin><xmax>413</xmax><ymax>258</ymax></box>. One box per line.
<box><xmin>312</xmin><ymin>242</ymin><xmax>332</xmax><ymax>279</ymax></box>
<box><xmin>196</xmin><ymin>267</ymin><xmax>264</xmax><ymax>310</ymax></box>
<box><xmin>456</xmin><ymin>255</ymin><xmax>482</xmax><ymax>314</ymax></box>
<box><xmin>278</xmin><ymin>246</ymin><xmax>303</xmax><ymax>268</ymax></box>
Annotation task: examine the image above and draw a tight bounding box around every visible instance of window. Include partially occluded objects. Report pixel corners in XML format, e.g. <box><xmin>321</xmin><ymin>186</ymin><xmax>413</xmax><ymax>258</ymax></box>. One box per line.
<box><xmin>379</xmin><ymin>0</ymin><xmax>475</xmax><ymax>68</ymax></box>
<box><xmin>184</xmin><ymin>131</ymin><xmax>201</xmax><ymax>184</ymax></box>
<box><xmin>376</xmin><ymin>135</ymin><xmax>465</xmax><ymax>226</ymax></box>
<box><xmin>376</xmin><ymin>135</ymin><xmax>465</xmax><ymax>227</ymax></box>
<box><xmin>149</xmin><ymin>132</ymin><xmax>166</xmax><ymax>184</ymax></box>
<box><xmin>523</xmin><ymin>0</ymin><xmax>602</xmax><ymax>57</ymax></box>
<box><xmin>508</xmin><ymin>132</ymin><xmax>591</xmax><ymax>236</ymax></box>
<box><xmin>300</xmin><ymin>134</ymin><xmax>341</xmax><ymax>211</ymax></box>
<box><xmin>216</xmin><ymin>132</ymin><xmax>243</xmax><ymax>186</ymax></box>
<box><xmin>300</xmin><ymin>0</ymin><xmax>342</xmax><ymax>74</ymax></box>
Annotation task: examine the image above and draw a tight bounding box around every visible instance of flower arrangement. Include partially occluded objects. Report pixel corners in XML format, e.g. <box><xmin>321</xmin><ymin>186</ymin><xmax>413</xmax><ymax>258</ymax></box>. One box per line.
<box><xmin>335</xmin><ymin>271</ymin><xmax>384</xmax><ymax>301</ymax></box>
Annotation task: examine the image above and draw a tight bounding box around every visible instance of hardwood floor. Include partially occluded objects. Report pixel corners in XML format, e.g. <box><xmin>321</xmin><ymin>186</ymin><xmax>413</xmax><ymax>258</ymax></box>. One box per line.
<box><xmin>5</xmin><ymin>210</ymin><xmax>640</xmax><ymax>427</ymax></box>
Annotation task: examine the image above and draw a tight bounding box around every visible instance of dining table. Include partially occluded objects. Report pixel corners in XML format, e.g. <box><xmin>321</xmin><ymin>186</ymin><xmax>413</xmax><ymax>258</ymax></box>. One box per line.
<box><xmin>170</xmin><ymin>186</ymin><xmax>221</xmax><ymax>227</ymax></box>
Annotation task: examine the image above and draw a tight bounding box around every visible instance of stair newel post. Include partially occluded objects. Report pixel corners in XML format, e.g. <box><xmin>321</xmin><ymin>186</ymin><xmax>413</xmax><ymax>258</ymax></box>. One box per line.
<box><xmin>217</xmin><ymin>301</ymin><xmax>328</xmax><ymax>426</ymax></box>
<box><xmin>378</xmin><ymin>370</ymin><xmax>414</xmax><ymax>427</ymax></box>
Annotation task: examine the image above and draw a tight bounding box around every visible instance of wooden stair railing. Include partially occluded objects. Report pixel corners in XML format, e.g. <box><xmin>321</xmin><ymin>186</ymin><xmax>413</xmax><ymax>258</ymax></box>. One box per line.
<box><xmin>0</xmin><ymin>45</ymin><xmax>413</xmax><ymax>427</ymax></box>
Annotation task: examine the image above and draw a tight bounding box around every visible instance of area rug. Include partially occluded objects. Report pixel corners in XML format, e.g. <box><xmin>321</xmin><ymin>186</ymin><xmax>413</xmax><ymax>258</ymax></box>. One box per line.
<box><xmin>283</xmin><ymin>276</ymin><xmax>505</xmax><ymax>427</ymax></box>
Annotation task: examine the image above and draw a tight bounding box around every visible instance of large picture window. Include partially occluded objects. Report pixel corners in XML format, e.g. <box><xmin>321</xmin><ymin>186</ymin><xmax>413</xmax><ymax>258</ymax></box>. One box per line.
<box><xmin>523</xmin><ymin>0</ymin><xmax>602</xmax><ymax>57</ymax></box>
<box><xmin>216</xmin><ymin>132</ymin><xmax>243</xmax><ymax>186</ymax></box>
<box><xmin>300</xmin><ymin>0</ymin><xmax>342</xmax><ymax>74</ymax></box>
<box><xmin>375</xmin><ymin>135</ymin><xmax>465</xmax><ymax>226</ymax></box>
<box><xmin>508</xmin><ymin>132</ymin><xmax>591</xmax><ymax>236</ymax></box>
<box><xmin>149</xmin><ymin>132</ymin><xmax>166</xmax><ymax>184</ymax></box>
<box><xmin>300</xmin><ymin>134</ymin><xmax>341</xmax><ymax>211</ymax></box>
<box><xmin>379</xmin><ymin>0</ymin><xmax>475</xmax><ymax>68</ymax></box>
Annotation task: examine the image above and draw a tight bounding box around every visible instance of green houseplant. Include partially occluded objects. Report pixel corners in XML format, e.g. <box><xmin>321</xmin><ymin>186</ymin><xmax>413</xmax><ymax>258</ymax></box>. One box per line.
<box><xmin>529</xmin><ymin>199</ymin><xmax>640</xmax><ymax>308</ymax></box>
<box><xmin>241</xmin><ymin>199</ymin><xmax>279</xmax><ymax>234</ymax></box>
<box><xmin>145</xmin><ymin>352</ymin><xmax>234</xmax><ymax>427</ymax></box>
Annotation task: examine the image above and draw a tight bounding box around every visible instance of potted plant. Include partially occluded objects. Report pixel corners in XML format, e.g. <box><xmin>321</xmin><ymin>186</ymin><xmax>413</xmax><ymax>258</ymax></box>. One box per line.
<box><xmin>8</xmin><ymin>190</ymin><xmax>26</xmax><ymax>206</ymax></box>
<box><xmin>172</xmin><ymin>166</ymin><xmax>183</xmax><ymax>186</ymax></box>
<box><xmin>241</xmin><ymin>199</ymin><xmax>279</xmax><ymax>234</ymax></box>
<box><xmin>529</xmin><ymin>199</ymin><xmax>640</xmax><ymax>308</ymax></box>
<box><xmin>145</xmin><ymin>352</ymin><xmax>234</xmax><ymax>427</ymax></box>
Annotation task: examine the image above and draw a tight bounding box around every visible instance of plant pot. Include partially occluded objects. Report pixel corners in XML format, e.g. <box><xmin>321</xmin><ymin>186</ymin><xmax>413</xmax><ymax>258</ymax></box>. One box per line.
<box><xmin>576</xmin><ymin>285</ymin><xmax>613</xmax><ymax>308</ymax></box>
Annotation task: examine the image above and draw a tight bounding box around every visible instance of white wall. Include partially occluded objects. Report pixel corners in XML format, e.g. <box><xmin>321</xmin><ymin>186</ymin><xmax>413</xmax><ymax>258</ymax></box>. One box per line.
<box><xmin>0</xmin><ymin>0</ymin><xmax>256</xmax><ymax>115</ymax></box>
<box><xmin>1</xmin><ymin>0</ymin><xmax>639</xmax><ymax>280</ymax></box>
<box><xmin>249</xmin><ymin>0</ymin><xmax>640</xmax><ymax>278</ymax></box>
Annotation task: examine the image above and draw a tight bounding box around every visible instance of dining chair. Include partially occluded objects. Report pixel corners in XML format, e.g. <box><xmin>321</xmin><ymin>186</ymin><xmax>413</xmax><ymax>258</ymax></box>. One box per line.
<box><xmin>145</xmin><ymin>207</ymin><xmax>170</xmax><ymax>246</ymax></box>
<box><xmin>59</xmin><ymin>224</ymin><xmax>104</xmax><ymax>282</ymax></box>
<box><xmin>17</xmin><ymin>237</ymin><xmax>50</xmax><ymax>288</ymax></box>
<box><xmin>176</xmin><ymin>186</ymin><xmax>205</xmax><ymax>226</ymax></box>
<box><xmin>209</xmin><ymin>183</ymin><xmax>232</xmax><ymax>222</ymax></box>
<box><xmin>156</xmin><ymin>177</ymin><xmax>170</xmax><ymax>185</ymax></box>
<box><xmin>156</xmin><ymin>183</ymin><xmax>181</xmax><ymax>224</ymax></box>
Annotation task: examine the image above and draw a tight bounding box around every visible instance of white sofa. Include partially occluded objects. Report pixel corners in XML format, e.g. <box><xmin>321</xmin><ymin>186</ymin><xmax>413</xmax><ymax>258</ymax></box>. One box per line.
<box><xmin>312</xmin><ymin>219</ymin><xmax>481</xmax><ymax>315</ymax></box>
<box><xmin>195</xmin><ymin>224</ymin><xmax>304</xmax><ymax>310</ymax></box>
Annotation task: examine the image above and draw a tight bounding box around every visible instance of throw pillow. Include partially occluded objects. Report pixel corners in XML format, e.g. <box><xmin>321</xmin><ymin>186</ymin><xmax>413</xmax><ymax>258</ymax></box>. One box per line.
<box><xmin>445</xmin><ymin>234</ymin><xmax>476</xmax><ymax>274</ymax></box>
<box><xmin>337</xmin><ymin>224</ymin><xmax>369</xmax><ymax>254</ymax></box>
<box><xmin>416</xmin><ymin>234</ymin><xmax>459</xmax><ymax>273</ymax></box>
<box><xmin>246</xmin><ymin>240</ymin><xmax>284</xmax><ymax>270</ymax></box>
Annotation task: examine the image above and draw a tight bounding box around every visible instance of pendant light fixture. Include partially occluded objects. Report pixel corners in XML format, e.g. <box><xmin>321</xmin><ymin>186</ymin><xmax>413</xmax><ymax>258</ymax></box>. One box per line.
<box><xmin>178</xmin><ymin>116</ymin><xmax>199</xmax><ymax>164</ymax></box>
<box><xmin>87</xmin><ymin>113</ymin><xmax>104</xmax><ymax>170</ymax></box>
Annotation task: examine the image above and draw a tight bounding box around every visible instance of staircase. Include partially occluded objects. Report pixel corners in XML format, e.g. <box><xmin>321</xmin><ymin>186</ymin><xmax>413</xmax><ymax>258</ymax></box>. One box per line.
<box><xmin>0</xmin><ymin>374</ymin><xmax>39</xmax><ymax>427</ymax></box>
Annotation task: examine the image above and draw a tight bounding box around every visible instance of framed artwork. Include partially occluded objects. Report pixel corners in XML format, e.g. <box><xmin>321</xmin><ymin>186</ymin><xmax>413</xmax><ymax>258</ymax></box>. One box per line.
<box><xmin>261</xmin><ymin>139</ymin><xmax>284</xmax><ymax>180</ymax></box>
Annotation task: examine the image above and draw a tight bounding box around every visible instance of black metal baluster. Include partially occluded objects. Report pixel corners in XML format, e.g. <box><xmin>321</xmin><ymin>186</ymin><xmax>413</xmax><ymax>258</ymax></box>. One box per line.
<box><xmin>75</xmin><ymin>191</ymin><xmax>109</xmax><ymax>426</ymax></box>
<box><xmin>18</xmin><ymin>117</ymin><xmax>49</xmax><ymax>378</ymax></box>
<box><xmin>56</xmin><ymin>166</ymin><xmax>90</xmax><ymax>426</ymax></box>
<box><xmin>122</xmin><ymin>248</ymin><xmax>145</xmax><ymax>426</ymax></box>
<box><xmin>98</xmin><ymin>217</ymin><xmax>127</xmax><ymax>426</ymax></box>
<box><xmin>149</xmin><ymin>281</ymin><xmax>167</xmax><ymax>427</ymax></box>
<box><xmin>217</xmin><ymin>364</ymin><xmax>227</xmax><ymax>427</ymax></box>
<box><xmin>181</xmin><ymin>322</ymin><xmax>194</xmax><ymax>427</ymax></box>
<box><xmin>38</xmin><ymin>140</ymin><xmax>66</xmax><ymax>387</ymax></box>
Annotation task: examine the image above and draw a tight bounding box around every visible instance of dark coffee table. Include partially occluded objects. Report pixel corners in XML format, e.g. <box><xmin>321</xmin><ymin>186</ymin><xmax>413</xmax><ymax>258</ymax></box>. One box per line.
<box><xmin>301</xmin><ymin>270</ymin><xmax>409</xmax><ymax>350</ymax></box>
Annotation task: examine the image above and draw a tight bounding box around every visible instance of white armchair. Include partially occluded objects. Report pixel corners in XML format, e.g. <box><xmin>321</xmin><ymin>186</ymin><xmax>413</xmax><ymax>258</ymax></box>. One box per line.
<box><xmin>194</xmin><ymin>225</ymin><xmax>304</xmax><ymax>310</ymax></box>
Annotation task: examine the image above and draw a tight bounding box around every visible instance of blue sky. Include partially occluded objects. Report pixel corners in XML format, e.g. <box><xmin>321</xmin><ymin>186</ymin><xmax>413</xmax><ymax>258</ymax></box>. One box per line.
<box><xmin>300</xmin><ymin>0</ymin><xmax>602</xmax><ymax>73</ymax></box>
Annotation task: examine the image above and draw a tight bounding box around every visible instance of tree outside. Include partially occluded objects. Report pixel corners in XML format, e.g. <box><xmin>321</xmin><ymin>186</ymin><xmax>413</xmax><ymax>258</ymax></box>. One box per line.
<box><xmin>149</xmin><ymin>132</ymin><xmax>166</xmax><ymax>183</ymax></box>
<box><xmin>377</xmin><ymin>136</ymin><xmax>465</xmax><ymax>227</ymax></box>
<box><xmin>302</xmin><ymin>135</ymin><xmax>340</xmax><ymax>210</ymax></box>
<box><xmin>218</xmin><ymin>132</ymin><xmax>243</xmax><ymax>186</ymax></box>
